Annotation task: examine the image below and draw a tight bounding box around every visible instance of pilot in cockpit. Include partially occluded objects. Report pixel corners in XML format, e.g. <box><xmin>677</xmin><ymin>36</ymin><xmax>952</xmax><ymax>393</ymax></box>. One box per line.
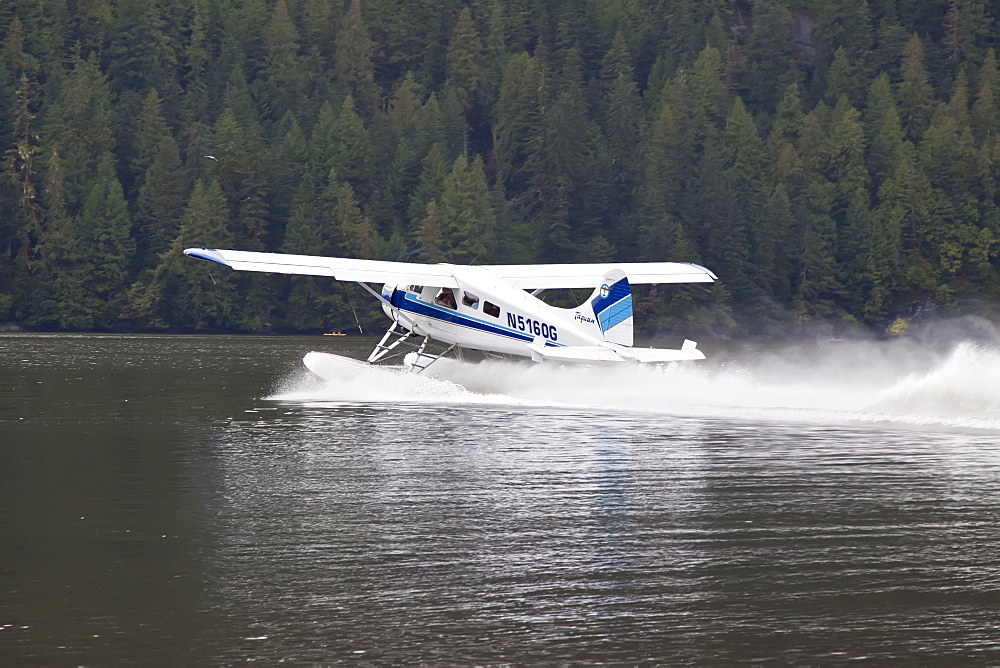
<box><xmin>435</xmin><ymin>287</ymin><xmax>457</xmax><ymax>309</ymax></box>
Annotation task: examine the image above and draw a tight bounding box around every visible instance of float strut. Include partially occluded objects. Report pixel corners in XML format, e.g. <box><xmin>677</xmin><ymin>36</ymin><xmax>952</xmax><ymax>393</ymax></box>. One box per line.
<box><xmin>367</xmin><ymin>320</ymin><xmax>413</xmax><ymax>363</ymax></box>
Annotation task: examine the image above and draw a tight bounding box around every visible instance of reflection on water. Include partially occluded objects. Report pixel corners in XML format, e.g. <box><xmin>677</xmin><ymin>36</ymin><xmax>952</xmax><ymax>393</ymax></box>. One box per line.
<box><xmin>3</xmin><ymin>334</ymin><xmax>1000</xmax><ymax>663</ymax></box>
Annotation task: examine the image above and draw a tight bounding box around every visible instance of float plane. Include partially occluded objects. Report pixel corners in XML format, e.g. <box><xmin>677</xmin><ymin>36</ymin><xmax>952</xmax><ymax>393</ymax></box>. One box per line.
<box><xmin>183</xmin><ymin>248</ymin><xmax>717</xmax><ymax>373</ymax></box>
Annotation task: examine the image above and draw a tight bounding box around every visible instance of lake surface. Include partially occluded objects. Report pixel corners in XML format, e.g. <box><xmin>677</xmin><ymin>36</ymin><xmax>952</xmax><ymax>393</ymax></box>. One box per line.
<box><xmin>3</xmin><ymin>333</ymin><xmax>1000</xmax><ymax>663</ymax></box>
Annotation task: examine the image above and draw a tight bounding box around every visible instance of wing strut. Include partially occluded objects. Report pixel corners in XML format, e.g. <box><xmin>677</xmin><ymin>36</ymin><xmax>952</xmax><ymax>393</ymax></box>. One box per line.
<box><xmin>353</xmin><ymin>280</ymin><xmax>389</xmax><ymax>305</ymax></box>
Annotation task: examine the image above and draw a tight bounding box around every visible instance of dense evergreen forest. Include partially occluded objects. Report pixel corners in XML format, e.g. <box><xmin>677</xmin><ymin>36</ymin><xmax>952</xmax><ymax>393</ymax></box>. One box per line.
<box><xmin>1</xmin><ymin>0</ymin><xmax>998</xmax><ymax>337</ymax></box>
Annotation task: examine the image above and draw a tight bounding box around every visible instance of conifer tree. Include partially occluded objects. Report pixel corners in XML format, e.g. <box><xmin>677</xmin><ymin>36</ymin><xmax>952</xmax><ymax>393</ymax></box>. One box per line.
<box><xmin>793</xmin><ymin>180</ymin><xmax>841</xmax><ymax>323</ymax></box>
<box><xmin>179</xmin><ymin>0</ymin><xmax>211</xmax><ymax>175</ymax></box>
<box><xmin>308</xmin><ymin>101</ymin><xmax>339</xmax><ymax>179</ymax></box>
<box><xmin>74</xmin><ymin>153</ymin><xmax>135</xmax><ymax>328</ymax></box>
<box><xmin>387</xmin><ymin>73</ymin><xmax>424</xmax><ymax>140</ymax></box>
<box><xmin>28</xmin><ymin>150</ymin><xmax>86</xmax><ymax>328</ymax></box>
<box><xmin>826</xmin><ymin>95</ymin><xmax>869</xmax><ymax>227</ymax></box>
<box><xmin>600</xmin><ymin>31</ymin><xmax>635</xmax><ymax>92</ymax></box>
<box><xmin>152</xmin><ymin>178</ymin><xmax>238</xmax><ymax>331</ymax></box>
<box><xmin>944</xmin><ymin>0</ymin><xmax>994</xmax><ymax>68</ymax></box>
<box><xmin>689</xmin><ymin>46</ymin><xmax>728</xmax><ymax>144</ymax></box>
<box><xmin>918</xmin><ymin>76</ymin><xmax>985</xmax><ymax>283</ymax></box>
<box><xmin>721</xmin><ymin>97</ymin><xmax>771</xmax><ymax>303</ymax></box>
<box><xmin>267</xmin><ymin>113</ymin><xmax>309</xmax><ymax>239</ymax></box>
<box><xmin>135</xmin><ymin>136</ymin><xmax>184</xmax><ymax>270</ymax></box>
<box><xmin>0</xmin><ymin>17</ymin><xmax>39</xmax><ymax>78</ymax></box>
<box><xmin>635</xmin><ymin>94</ymin><xmax>685</xmax><ymax>264</ymax></box>
<box><xmin>864</xmin><ymin>74</ymin><xmax>902</xmax><ymax>189</ymax></box>
<box><xmin>601</xmin><ymin>35</ymin><xmax>644</xmax><ymax>250</ymax></box>
<box><xmin>74</xmin><ymin>0</ymin><xmax>113</xmax><ymax>59</ymax></box>
<box><xmin>758</xmin><ymin>185</ymin><xmax>794</xmax><ymax>300</ymax></box>
<box><xmin>326</xmin><ymin>95</ymin><xmax>375</xmax><ymax>202</ymax></box>
<box><xmin>863</xmin><ymin>209</ymin><xmax>896</xmax><ymax>325</ymax></box>
<box><xmin>870</xmin><ymin>18</ymin><xmax>909</xmax><ymax>81</ymax></box>
<box><xmin>478</xmin><ymin>0</ymin><xmax>509</xmax><ymax>108</ymax></box>
<box><xmin>662</xmin><ymin>0</ymin><xmax>700</xmax><ymax>73</ymax></box>
<box><xmin>42</xmin><ymin>54</ymin><xmax>115</xmax><ymax>214</ymax></box>
<box><xmin>898</xmin><ymin>34</ymin><xmax>935</xmax><ymax>141</ymax></box>
<box><xmin>335</xmin><ymin>0</ymin><xmax>380</xmax><ymax>119</ymax></box>
<box><xmin>129</xmin><ymin>88</ymin><xmax>172</xmax><ymax>201</ymax></box>
<box><xmin>106</xmin><ymin>0</ymin><xmax>179</xmax><ymax>101</ymax></box>
<box><xmin>30</xmin><ymin>152</ymin><xmax>134</xmax><ymax>330</ymax></box>
<box><xmin>839</xmin><ymin>186</ymin><xmax>872</xmax><ymax>312</ymax></box>
<box><xmin>770</xmin><ymin>82</ymin><xmax>804</xmax><ymax>144</ymax></box>
<box><xmin>495</xmin><ymin>51</ymin><xmax>545</xmax><ymax>217</ymax></box>
<box><xmin>971</xmin><ymin>49</ymin><xmax>999</xmax><ymax>144</ymax></box>
<box><xmin>408</xmin><ymin>142</ymin><xmax>450</xmax><ymax>226</ymax></box>
<box><xmin>1</xmin><ymin>73</ymin><xmax>43</xmax><ymax>299</ymax></box>
<box><xmin>210</xmin><ymin>106</ymin><xmax>269</xmax><ymax>250</ymax></box>
<box><xmin>411</xmin><ymin>92</ymin><xmax>448</xmax><ymax>159</ymax></box>
<box><xmin>875</xmin><ymin>140</ymin><xmax>936</xmax><ymax>301</ymax></box>
<box><xmin>279</xmin><ymin>170</ymin><xmax>339</xmax><ymax>331</ymax></box>
<box><xmin>811</xmin><ymin>0</ymin><xmax>873</xmax><ymax>104</ymax></box>
<box><xmin>331</xmin><ymin>177</ymin><xmax>382</xmax><ymax>259</ymax></box>
<box><xmin>415</xmin><ymin>199</ymin><xmax>446</xmax><ymax>262</ymax></box>
<box><xmin>743</xmin><ymin>1</ymin><xmax>798</xmax><ymax>117</ymax></box>
<box><xmin>437</xmin><ymin>154</ymin><xmax>495</xmax><ymax>263</ymax></box>
<box><xmin>538</xmin><ymin>58</ymin><xmax>598</xmax><ymax>260</ymax></box>
<box><xmin>301</xmin><ymin>0</ymin><xmax>341</xmax><ymax>67</ymax></box>
<box><xmin>824</xmin><ymin>47</ymin><xmax>867</xmax><ymax>106</ymax></box>
<box><xmin>446</xmin><ymin>7</ymin><xmax>486</xmax><ymax>113</ymax></box>
<box><xmin>257</xmin><ymin>0</ymin><xmax>306</xmax><ymax>124</ymax></box>
<box><xmin>439</xmin><ymin>84</ymin><xmax>468</xmax><ymax>158</ymax></box>
<box><xmin>281</xmin><ymin>171</ymin><xmax>325</xmax><ymax>257</ymax></box>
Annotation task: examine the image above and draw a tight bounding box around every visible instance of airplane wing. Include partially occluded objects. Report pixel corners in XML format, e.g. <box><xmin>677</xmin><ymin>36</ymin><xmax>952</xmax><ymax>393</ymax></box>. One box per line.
<box><xmin>183</xmin><ymin>248</ymin><xmax>459</xmax><ymax>288</ymax></box>
<box><xmin>184</xmin><ymin>249</ymin><xmax>714</xmax><ymax>290</ymax></box>
<box><xmin>483</xmin><ymin>262</ymin><xmax>716</xmax><ymax>289</ymax></box>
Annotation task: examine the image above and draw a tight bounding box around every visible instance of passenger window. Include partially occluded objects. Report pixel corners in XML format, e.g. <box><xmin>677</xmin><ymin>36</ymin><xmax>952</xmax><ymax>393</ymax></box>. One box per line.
<box><xmin>406</xmin><ymin>285</ymin><xmax>423</xmax><ymax>294</ymax></box>
<box><xmin>462</xmin><ymin>291</ymin><xmax>480</xmax><ymax>309</ymax></box>
<box><xmin>434</xmin><ymin>287</ymin><xmax>457</xmax><ymax>309</ymax></box>
<box><xmin>483</xmin><ymin>301</ymin><xmax>500</xmax><ymax>318</ymax></box>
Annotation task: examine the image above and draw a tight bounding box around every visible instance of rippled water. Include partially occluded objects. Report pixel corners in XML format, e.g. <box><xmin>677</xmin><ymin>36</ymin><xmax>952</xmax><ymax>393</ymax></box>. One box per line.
<box><xmin>3</xmin><ymin>333</ymin><xmax>1000</xmax><ymax>663</ymax></box>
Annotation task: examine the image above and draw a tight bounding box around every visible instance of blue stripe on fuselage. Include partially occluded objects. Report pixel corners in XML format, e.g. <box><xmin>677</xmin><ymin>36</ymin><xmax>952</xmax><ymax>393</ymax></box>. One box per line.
<box><xmin>391</xmin><ymin>290</ymin><xmax>559</xmax><ymax>345</ymax></box>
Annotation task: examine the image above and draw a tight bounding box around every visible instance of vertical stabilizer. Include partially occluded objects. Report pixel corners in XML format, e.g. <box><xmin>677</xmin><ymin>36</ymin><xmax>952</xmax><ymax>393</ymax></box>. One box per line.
<box><xmin>587</xmin><ymin>268</ymin><xmax>633</xmax><ymax>346</ymax></box>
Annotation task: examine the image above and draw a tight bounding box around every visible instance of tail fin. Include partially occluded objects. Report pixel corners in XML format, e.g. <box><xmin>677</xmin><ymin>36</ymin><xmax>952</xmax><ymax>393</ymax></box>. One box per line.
<box><xmin>585</xmin><ymin>268</ymin><xmax>633</xmax><ymax>346</ymax></box>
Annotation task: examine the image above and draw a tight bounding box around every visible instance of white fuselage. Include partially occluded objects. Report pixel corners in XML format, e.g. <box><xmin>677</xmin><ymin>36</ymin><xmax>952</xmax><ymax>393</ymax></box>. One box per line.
<box><xmin>380</xmin><ymin>266</ymin><xmax>602</xmax><ymax>357</ymax></box>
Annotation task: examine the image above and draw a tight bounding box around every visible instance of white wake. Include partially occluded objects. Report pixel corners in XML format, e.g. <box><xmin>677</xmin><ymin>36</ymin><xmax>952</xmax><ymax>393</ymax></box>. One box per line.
<box><xmin>268</xmin><ymin>340</ymin><xmax>1000</xmax><ymax>431</ymax></box>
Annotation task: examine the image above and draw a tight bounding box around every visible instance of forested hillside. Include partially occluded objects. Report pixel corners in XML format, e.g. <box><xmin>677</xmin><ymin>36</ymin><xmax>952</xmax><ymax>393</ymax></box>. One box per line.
<box><xmin>1</xmin><ymin>0</ymin><xmax>998</xmax><ymax>336</ymax></box>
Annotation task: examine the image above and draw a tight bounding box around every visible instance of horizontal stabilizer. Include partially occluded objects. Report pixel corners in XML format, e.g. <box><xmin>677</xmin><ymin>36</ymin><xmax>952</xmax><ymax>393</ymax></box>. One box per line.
<box><xmin>526</xmin><ymin>338</ymin><xmax>705</xmax><ymax>364</ymax></box>
<box><xmin>527</xmin><ymin>341</ymin><xmax>626</xmax><ymax>364</ymax></box>
<box><xmin>616</xmin><ymin>340</ymin><xmax>706</xmax><ymax>363</ymax></box>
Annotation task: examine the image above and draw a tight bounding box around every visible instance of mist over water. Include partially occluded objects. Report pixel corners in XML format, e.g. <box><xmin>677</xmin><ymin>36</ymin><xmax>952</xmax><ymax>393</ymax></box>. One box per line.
<box><xmin>270</xmin><ymin>338</ymin><xmax>1000</xmax><ymax>432</ymax></box>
